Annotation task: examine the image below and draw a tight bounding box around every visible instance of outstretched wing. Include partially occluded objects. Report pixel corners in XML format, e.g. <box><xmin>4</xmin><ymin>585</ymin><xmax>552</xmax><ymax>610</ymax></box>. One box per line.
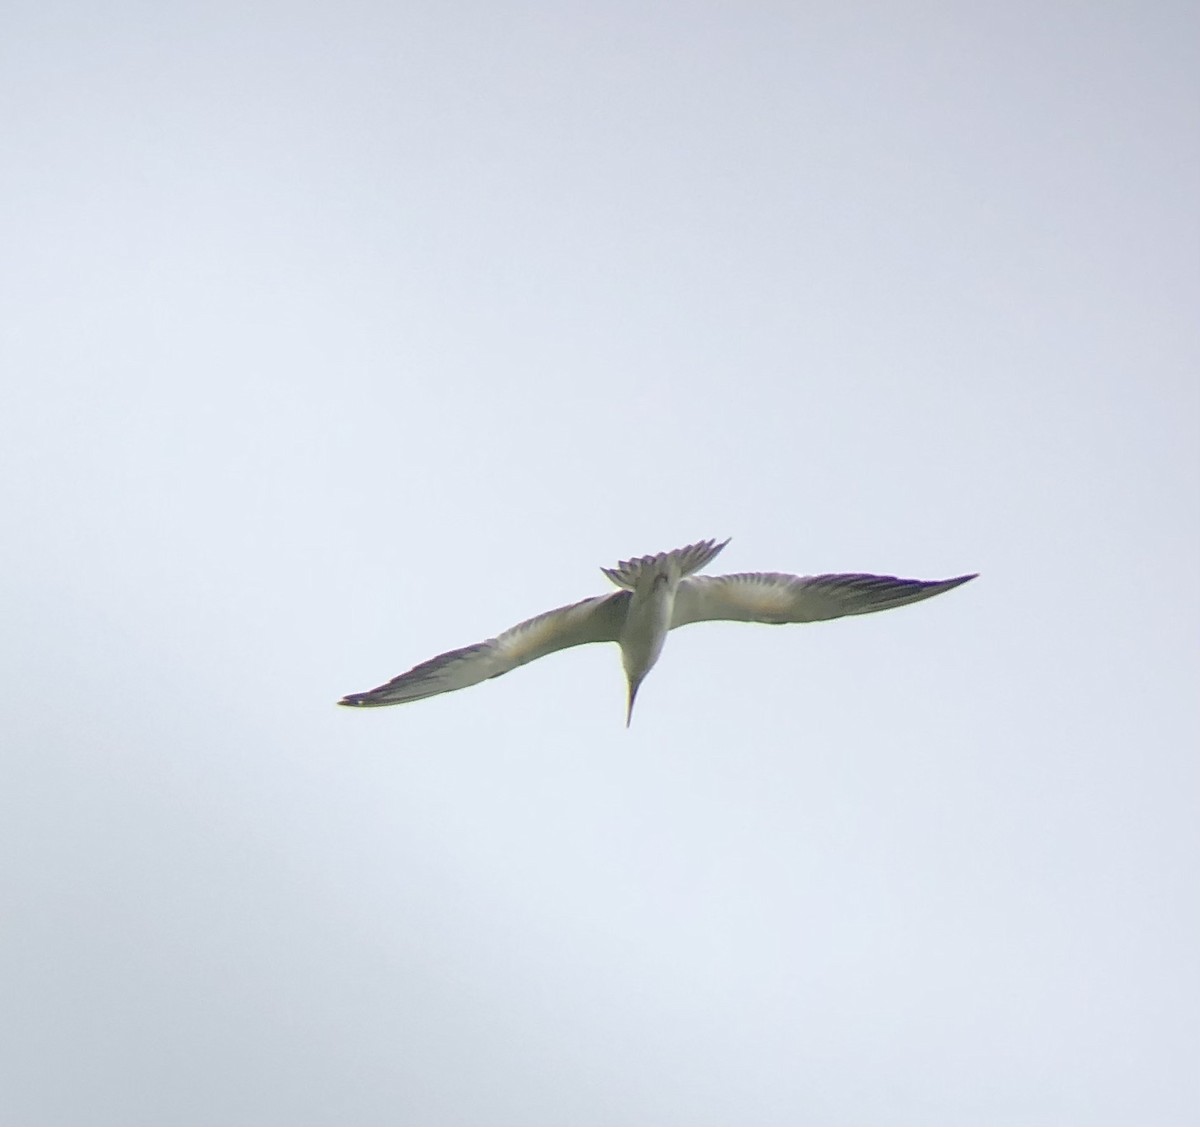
<box><xmin>340</xmin><ymin>591</ymin><xmax>630</xmax><ymax>708</ymax></box>
<box><xmin>671</xmin><ymin>571</ymin><xmax>976</xmax><ymax>628</ymax></box>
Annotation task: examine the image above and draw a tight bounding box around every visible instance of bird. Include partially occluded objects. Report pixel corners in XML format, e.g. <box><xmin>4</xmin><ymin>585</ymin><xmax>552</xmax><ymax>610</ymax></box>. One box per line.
<box><xmin>339</xmin><ymin>538</ymin><xmax>975</xmax><ymax>725</ymax></box>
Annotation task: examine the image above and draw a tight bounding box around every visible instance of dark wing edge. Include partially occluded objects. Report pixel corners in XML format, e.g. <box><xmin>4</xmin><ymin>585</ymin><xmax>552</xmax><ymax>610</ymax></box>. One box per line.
<box><xmin>338</xmin><ymin>641</ymin><xmax>498</xmax><ymax>707</ymax></box>
<box><xmin>672</xmin><ymin>570</ymin><xmax>977</xmax><ymax>627</ymax></box>
<box><xmin>793</xmin><ymin>571</ymin><xmax>979</xmax><ymax>619</ymax></box>
<box><xmin>338</xmin><ymin>590</ymin><xmax>630</xmax><ymax>709</ymax></box>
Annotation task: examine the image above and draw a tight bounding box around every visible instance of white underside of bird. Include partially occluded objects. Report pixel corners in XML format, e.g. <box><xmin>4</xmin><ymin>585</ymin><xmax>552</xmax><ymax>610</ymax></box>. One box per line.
<box><xmin>339</xmin><ymin>538</ymin><xmax>976</xmax><ymax>725</ymax></box>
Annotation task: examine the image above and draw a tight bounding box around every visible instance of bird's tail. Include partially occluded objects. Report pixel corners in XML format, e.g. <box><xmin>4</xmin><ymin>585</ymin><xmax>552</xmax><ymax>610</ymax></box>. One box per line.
<box><xmin>601</xmin><ymin>538</ymin><xmax>730</xmax><ymax>590</ymax></box>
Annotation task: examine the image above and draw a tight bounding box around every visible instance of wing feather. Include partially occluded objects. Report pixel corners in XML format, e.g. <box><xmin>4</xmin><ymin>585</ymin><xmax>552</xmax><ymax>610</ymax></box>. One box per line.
<box><xmin>671</xmin><ymin>572</ymin><xmax>977</xmax><ymax>628</ymax></box>
<box><xmin>340</xmin><ymin>591</ymin><xmax>630</xmax><ymax>708</ymax></box>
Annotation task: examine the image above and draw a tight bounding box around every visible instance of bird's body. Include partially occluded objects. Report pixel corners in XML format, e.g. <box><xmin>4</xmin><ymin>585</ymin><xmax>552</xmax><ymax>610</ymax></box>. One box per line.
<box><xmin>612</xmin><ymin>545</ymin><xmax>693</xmax><ymax>724</ymax></box>
<box><xmin>339</xmin><ymin>538</ymin><xmax>976</xmax><ymax>724</ymax></box>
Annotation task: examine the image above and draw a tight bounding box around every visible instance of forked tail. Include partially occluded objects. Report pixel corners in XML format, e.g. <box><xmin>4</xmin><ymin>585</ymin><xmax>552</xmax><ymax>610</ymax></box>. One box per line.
<box><xmin>601</xmin><ymin>538</ymin><xmax>730</xmax><ymax>590</ymax></box>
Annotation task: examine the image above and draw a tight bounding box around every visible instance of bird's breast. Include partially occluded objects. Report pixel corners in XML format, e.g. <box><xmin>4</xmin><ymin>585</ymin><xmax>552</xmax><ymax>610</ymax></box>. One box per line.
<box><xmin>619</xmin><ymin>583</ymin><xmax>675</xmax><ymax>677</ymax></box>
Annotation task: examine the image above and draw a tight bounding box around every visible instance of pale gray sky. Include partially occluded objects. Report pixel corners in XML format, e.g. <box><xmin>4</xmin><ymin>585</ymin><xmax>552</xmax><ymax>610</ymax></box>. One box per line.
<box><xmin>2</xmin><ymin>2</ymin><xmax>1197</xmax><ymax>1124</ymax></box>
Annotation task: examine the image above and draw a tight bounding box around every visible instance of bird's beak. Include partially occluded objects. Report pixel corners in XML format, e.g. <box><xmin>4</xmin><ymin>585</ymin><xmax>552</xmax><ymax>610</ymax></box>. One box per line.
<box><xmin>625</xmin><ymin>677</ymin><xmax>642</xmax><ymax>728</ymax></box>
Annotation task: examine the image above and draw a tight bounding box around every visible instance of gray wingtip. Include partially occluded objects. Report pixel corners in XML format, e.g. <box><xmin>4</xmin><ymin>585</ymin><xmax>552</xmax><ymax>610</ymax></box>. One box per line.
<box><xmin>338</xmin><ymin>692</ymin><xmax>384</xmax><ymax>707</ymax></box>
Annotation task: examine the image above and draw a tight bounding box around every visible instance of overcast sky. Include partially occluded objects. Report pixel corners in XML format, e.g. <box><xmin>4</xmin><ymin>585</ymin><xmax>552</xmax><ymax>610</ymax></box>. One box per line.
<box><xmin>2</xmin><ymin>2</ymin><xmax>1197</xmax><ymax>1124</ymax></box>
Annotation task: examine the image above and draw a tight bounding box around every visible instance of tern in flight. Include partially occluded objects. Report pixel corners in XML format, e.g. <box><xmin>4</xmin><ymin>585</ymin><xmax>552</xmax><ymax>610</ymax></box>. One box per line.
<box><xmin>339</xmin><ymin>538</ymin><xmax>975</xmax><ymax>725</ymax></box>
